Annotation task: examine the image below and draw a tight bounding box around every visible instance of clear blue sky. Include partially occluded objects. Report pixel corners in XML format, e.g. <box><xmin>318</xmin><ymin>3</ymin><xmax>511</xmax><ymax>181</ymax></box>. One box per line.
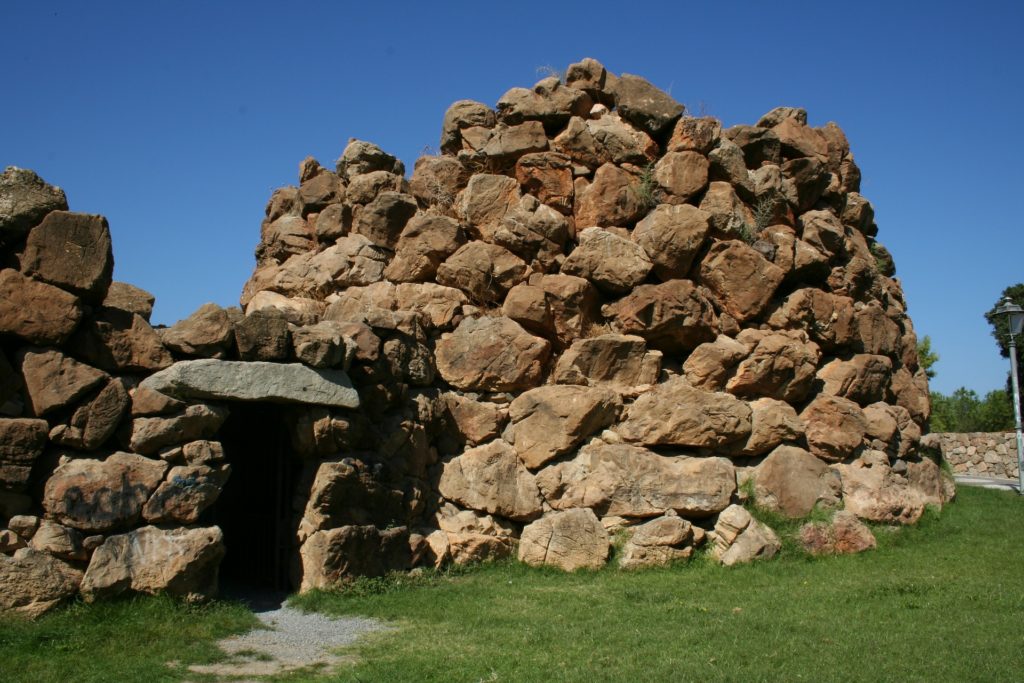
<box><xmin>3</xmin><ymin>1</ymin><xmax>1022</xmax><ymax>396</ymax></box>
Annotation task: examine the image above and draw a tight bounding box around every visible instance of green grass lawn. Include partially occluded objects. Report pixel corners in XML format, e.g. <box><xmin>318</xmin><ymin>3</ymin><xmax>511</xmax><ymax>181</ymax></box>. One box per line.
<box><xmin>3</xmin><ymin>486</ymin><xmax>1024</xmax><ymax>682</ymax></box>
<box><xmin>0</xmin><ymin>594</ymin><xmax>258</xmax><ymax>682</ymax></box>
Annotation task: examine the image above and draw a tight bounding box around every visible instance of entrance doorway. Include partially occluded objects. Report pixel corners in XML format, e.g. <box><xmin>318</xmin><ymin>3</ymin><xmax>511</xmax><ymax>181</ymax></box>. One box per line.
<box><xmin>210</xmin><ymin>402</ymin><xmax>301</xmax><ymax>594</ymax></box>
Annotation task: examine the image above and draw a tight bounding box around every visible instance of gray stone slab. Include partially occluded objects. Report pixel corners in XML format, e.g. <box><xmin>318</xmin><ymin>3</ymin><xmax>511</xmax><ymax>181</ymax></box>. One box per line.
<box><xmin>139</xmin><ymin>360</ymin><xmax>359</xmax><ymax>408</ymax></box>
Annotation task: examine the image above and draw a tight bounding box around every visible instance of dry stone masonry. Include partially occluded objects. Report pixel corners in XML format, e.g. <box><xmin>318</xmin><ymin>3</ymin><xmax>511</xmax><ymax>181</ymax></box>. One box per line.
<box><xmin>922</xmin><ymin>432</ymin><xmax>1019</xmax><ymax>480</ymax></box>
<box><xmin>1</xmin><ymin>59</ymin><xmax>954</xmax><ymax>617</ymax></box>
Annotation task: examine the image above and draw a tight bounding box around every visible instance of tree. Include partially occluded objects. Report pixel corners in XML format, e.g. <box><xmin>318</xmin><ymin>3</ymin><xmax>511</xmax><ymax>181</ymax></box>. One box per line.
<box><xmin>916</xmin><ymin>335</ymin><xmax>939</xmax><ymax>380</ymax></box>
<box><xmin>930</xmin><ymin>387</ymin><xmax>1015</xmax><ymax>432</ymax></box>
<box><xmin>984</xmin><ymin>283</ymin><xmax>1024</xmax><ymax>359</ymax></box>
<box><xmin>983</xmin><ymin>283</ymin><xmax>1024</xmax><ymax>412</ymax></box>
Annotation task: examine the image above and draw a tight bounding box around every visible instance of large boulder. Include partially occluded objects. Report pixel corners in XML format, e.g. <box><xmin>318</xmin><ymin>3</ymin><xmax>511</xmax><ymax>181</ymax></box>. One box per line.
<box><xmin>129</xmin><ymin>403</ymin><xmax>228</xmax><ymax>455</ymax></box>
<box><xmin>619</xmin><ymin>513</ymin><xmax>699</xmax><ymax>569</ymax></box>
<box><xmin>530</xmin><ymin>274</ymin><xmax>602</xmax><ymax>348</ymax></box>
<box><xmin>574</xmin><ymin>163</ymin><xmax>648</xmax><ymax>228</ymax></box>
<box><xmin>442</xmin><ymin>393</ymin><xmax>507</xmax><ymax>447</ymax></box>
<box><xmin>699</xmin><ymin>181</ymin><xmax>755</xmax><ymax>240</ymax></box>
<box><xmin>709</xmin><ymin>505</ymin><xmax>781</xmax><ymax>566</ymax></box>
<box><xmin>161</xmin><ymin>303</ymin><xmax>237</xmax><ymax>358</ymax></box>
<box><xmin>0</xmin><ymin>418</ymin><xmax>49</xmax><ymax>491</ymax></box>
<box><xmin>612</xmin><ymin>74</ymin><xmax>684</xmax><ymax>138</ymax></box>
<box><xmin>536</xmin><ymin>442</ymin><xmax>735</xmax><ymax>518</ymax></box>
<box><xmin>42</xmin><ymin>452</ymin><xmax>169</xmax><ymax>532</ymax></box>
<box><xmin>515</xmin><ymin>152</ymin><xmax>574</xmax><ymax>214</ymax></box>
<box><xmin>463</xmin><ymin>121</ymin><xmax>549</xmax><ymax>165</ymax></box>
<box><xmin>799</xmin><ymin>511</ymin><xmax>876</xmax><ymax>555</ymax></box>
<box><xmin>438</xmin><ymin>440</ymin><xmax>543</xmax><ymax>522</ymax></box>
<box><xmin>80</xmin><ymin>525</ymin><xmax>224</xmax><ymax>602</ymax></box>
<box><xmin>409</xmin><ymin>155</ymin><xmax>469</xmax><ymax>209</ymax></box>
<box><xmin>724</xmin><ymin>330</ymin><xmax>821</xmax><ymax>403</ymax></box>
<box><xmin>735</xmin><ymin>397</ymin><xmax>806</xmax><ymax>457</ymax></box>
<box><xmin>0</xmin><ymin>269</ymin><xmax>83</xmax><ymax>346</ymax></box>
<box><xmin>552</xmin><ymin>334</ymin><xmax>661</xmax><ymax>392</ymax></box>
<box><xmin>440</xmin><ymin>100</ymin><xmax>496</xmax><ymax>154</ymax></box>
<box><xmin>492</xmin><ymin>196</ymin><xmax>569</xmax><ymax>271</ymax></box>
<box><xmin>0</xmin><ymin>167</ymin><xmax>69</xmax><ymax>247</ymax></box>
<box><xmin>290</xmin><ymin>321</ymin><xmax>351</xmax><ymax>369</ymax></box>
<box><xmin>336</xmin><ymin>140</ymin><xmax>404</xmax><ymax>179</ymax></box>
<box><xmin>561</xmin><ymin>227</ymin><xmax>653</xmax><ymax>295</ymax></box>
<box><xmin>298</xmin><ymin>458</ymin><xmax>405</xmax><ymax>538</ymax></box>
<box><xmin>300</xmin><ymin>525</ymin><xmax>411</xmax><ymax>591</ymax></box>
<box><xmin>261</xmin><ymin>234</ymin><xmax>390</xmax><ymax>298</ymax></box>
<box><xmin>832</xmin><ymin>450</ymin><xmax>945</xmax><ymax>525</ymax></box>
<box><xmin>0</xmin><ymin>548</ymin><xmax>82</xmax><ymax>618</ymax></box>
<box><xmin>139</xmin><ymin>360</ymin><xmax>359</xmax><ymax>408</ymax></box>
<box><xmin>617</xmin><ymin>377</ymin><xmax>752</xmax><ymax>449</ymax></box>
<box><xmin>456</xmin><ymin>174</ymin><xmax>520</xmax><ymax>241</ymax></box>
<box><xmin>20</xmin><ymin>211</ymin><xmax>113</xmax><ymax>302</ymax></box>
<box><xmin>606</xmin><ymin>279</ymin><xmax>718</xmax><ymax>353</ymax></box>
<box><xmin>496</xmin><ymin>78</ymin><xmax>592</xmax><ymax>128</ymax></box>
<box><xmin>435</xmin><ymin>507</ymin><xmax>516</xmax><ymax>565</ymax></box>
<box><xmin>682</xmin><ymin>335</ymin><xmax>749</xmax><ymax>391</ymax></box>
<box><xmin>552</xmin><ymin>114</ymin><xmax>657</xmax><ymax>169</ymax></box>
<box><xmin>816</xmin><ymin>354</ymin><xmax>893</xmax><ymax>406</ymax></box>
<box><xmin>632</xmin><ymin>204</ymin><xmax>711</xmax><ymax>279</ymax></box>
<box><xmin>384</xmin><ymin>213</ymin><xmax>466</xmax><ymax>283</ymax></box>
<box><xmin>353</xmin><ymin>191</ymin><xmax>418</xmax><ymax>249</ymax></box>
<box><xmin>69</xmin><ymin>307</ymin><xmax>174</xmax><ymax>373</ymax></box>
<box><xmin>256</xmin><ymin>214</ymin><xmax>314</xmax><ymax>263</ymax></box>
<box><xmin>801</xmin><ymin>395</ymin><xmax>867</xmax><ymax>461</ymax></box>
<box><xmin>234</xmin><ymin>309</ymin><xmax>291</xmax><ymax>361</ymax></box>
<box><xmin>141</xmin><ymin>464</ymin><xmax>231</xmax><ymax>525</ymax></box>
<box><xmin>668</xmin><ymin>116</ymin><xmax>722</xmax><ymax>154</ymax></box>
<box><xmin>49</xmin><ymin>378</ymin><xmax>130</xmax><ymax>451</ymax></box>
<box><xmin>435</xmin><ymin>316</ymin><xmax>550</xmax><ymax>392</ymax></box>
<box><xmin>753</xmin><ymin>445</ymin><xmax>841</xmax><ymax>517</ymax></box>
<box><xmin>654</xmin><ymin>151</ymin><xmax>709</xmax><ymax>203</ymax></box>
<box><xmin>518</xmin><ymin>508</ymin><xmax>609</xmax><ymax>571</ymax></box>
<box><xmin>506</xmin><ymin>385</ymin><xmax>621</xmax><ymax>469</ymax></box>
<box><xmin>17</xmin><ymin>349</ymin><xmax>108</xmax><ymax>416</ymax></box>
<box><xmin>30</xmin><ymin>520</ymin><xmax>85</xmax><ymax>561</ymax></box>
<box><xmin>699</xmin><ymin>241</ymin><xmax>785</xmax><ymax>323</ymax></box>
<box><xmin>767</xmin><ymin>288</ymin><xmax>857</xmax><ymax>351</ymax></box>
<box><xmin>436</xmin><ymin>241</ymin><xmax>528</xmax><ymax>303</ymax></box>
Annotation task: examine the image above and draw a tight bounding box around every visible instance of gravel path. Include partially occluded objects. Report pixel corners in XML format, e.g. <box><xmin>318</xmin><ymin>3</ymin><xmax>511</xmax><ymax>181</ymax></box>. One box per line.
<box><xmin>187</xmin><ymin>601</ymin><xmax>387</xmax><ymax>680</ymax></box>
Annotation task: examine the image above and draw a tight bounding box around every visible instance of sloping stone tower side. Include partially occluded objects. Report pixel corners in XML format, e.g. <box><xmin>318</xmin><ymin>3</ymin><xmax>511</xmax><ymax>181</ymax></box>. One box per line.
<box><xmin>0</xmin><ymin>58</ymin><xmax>952</xmax><ymax>617</ymax></box>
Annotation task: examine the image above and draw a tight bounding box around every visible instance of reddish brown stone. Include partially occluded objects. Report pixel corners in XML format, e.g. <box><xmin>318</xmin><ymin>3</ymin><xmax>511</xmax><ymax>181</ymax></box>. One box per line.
<box><xmin>699</xmin><ymin>241</ymin><xmax>785</xmax><ymax>323</ymax></box>
<box><xmin>17</xmin><ymin>348</ymin><xmax>107</xmax><ymax>416</ymax></box>
<box><xmin>435</xmin><ymin>316</ymin><xmax>550</xmax><ymax>392</ymax></box>
<box><xmin>0</xmin><ymin>418</ymin><xmax>48</xmax><ymax>491</ymax></box>
<box><xmin>21</xmin><ymin>211</ymin><xmax>113</xmax><ymax>302</ymax></box>
<box><xmin>0</xmin><ymin>269</ymin><xmax>83</xmax><ymax>346</ymax></box>
<box><xmin>606</xmin><ymin>279</ymin><xmax>718</xmax><ymax>353</ymax></box>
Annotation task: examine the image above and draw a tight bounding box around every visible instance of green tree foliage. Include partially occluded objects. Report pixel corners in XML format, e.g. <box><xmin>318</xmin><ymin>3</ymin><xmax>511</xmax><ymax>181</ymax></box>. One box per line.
<box><xmin>983</xmin><ymin>283</ymin><xmax>1024</xmax><ymax>359</ymax></box>
<box><xmin>916</xmin><ymin>336</ymin><xmax>939</xmax><ymax>380</ymax></box>
<box><xmin>930</xmin><ymin>387</ymin><xmax>1015</xmax><ymax>432</ymax></box>
<box><xmin>982</xmin><ymin>282</ymin><xmax>1024</xmax><ymax>414</ymax></box>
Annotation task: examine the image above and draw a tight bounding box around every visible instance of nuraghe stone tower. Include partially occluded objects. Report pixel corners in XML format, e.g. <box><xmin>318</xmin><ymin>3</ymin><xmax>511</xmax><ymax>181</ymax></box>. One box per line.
<box><xmin>0</xmin><ymin>58</ymin><xmax>952</xmax><ymax>617</ymax></box>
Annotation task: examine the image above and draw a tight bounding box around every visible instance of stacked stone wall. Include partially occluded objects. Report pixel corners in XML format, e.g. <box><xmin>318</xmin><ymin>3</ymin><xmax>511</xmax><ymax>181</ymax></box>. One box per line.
<box><xmin>923</xmin><ymin>432</ymin><xmax>1019</xmax><ymax>480</ymax></box>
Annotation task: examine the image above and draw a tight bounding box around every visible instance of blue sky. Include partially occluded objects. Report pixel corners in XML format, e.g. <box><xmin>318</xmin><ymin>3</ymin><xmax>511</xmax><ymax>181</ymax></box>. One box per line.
<box><xmin>3</xmin><ymin>1</ymin><xmax>1022</xmax><ymax>395</ymax></box>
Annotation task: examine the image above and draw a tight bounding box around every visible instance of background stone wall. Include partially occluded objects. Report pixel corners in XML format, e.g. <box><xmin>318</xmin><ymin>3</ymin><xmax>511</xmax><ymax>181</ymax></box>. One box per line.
<box><xmin>923</xmin><ymin>432</ymin><xmax>1019</xmax><ymax>480</ymax></box>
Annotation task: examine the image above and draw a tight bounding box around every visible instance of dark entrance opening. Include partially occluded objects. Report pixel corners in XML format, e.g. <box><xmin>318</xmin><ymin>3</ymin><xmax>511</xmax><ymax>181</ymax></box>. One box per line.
<box><xmin>209</xmin><ymin>403</ymin><xmax>301</xmax><ymax>594</ymax></box>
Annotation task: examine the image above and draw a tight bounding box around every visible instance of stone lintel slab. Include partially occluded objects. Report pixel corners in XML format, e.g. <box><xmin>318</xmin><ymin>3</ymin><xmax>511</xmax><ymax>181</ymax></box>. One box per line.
<box><xmin>138</xmin><ymin>359</ymin><xmax>359</xmax><ymax>408</ymax></box>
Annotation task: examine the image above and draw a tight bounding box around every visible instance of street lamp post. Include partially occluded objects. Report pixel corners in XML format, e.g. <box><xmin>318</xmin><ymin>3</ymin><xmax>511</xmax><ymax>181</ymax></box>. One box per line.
<box><xmin>995</xmin><ymin>296</ymin><xmax>1024</xmax><ymax>495</ymax></box>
